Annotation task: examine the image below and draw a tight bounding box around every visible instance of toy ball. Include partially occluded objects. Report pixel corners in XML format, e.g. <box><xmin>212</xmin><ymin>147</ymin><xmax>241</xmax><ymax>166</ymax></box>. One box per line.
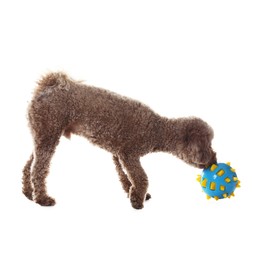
<box><xmin>197</xmin><ymin>162</ymin><xmax>240</xmax><ymax>200</ymax></box>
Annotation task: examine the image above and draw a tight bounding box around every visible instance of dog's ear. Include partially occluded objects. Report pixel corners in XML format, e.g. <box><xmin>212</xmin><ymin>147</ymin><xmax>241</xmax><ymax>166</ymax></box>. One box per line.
<box><xmin>183</xmin><ymin>129</ymin><xmax>200</xmax><ymax>147</ymax></box>
<box><xmin>185</xmin><ymin>133</ymin><xmax>202</xmax><ymax>152</ymax></box>
<box><xmin>184</xmin><ymin>119</ymin><xmax>214</xmax><ymax>150</ymax></box>
<box><xmin>188</xmin><ymin>135</ymin><xmax>217</xmax><ymax>166</ymax></box>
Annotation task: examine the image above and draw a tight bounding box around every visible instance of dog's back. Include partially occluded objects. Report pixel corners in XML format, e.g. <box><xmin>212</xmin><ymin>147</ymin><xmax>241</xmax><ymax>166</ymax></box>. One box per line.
<box><xmin>29</xmin><ymin>72</ymin><xmax>161</xmax><ymax>155</ymax></box>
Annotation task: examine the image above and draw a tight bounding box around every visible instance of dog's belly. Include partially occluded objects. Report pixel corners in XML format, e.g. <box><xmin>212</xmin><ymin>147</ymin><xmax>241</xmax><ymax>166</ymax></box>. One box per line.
<box><xmin>65</xmin><ymin>122</ymin><xmax>125</xmax><ymax>153</ymax></box>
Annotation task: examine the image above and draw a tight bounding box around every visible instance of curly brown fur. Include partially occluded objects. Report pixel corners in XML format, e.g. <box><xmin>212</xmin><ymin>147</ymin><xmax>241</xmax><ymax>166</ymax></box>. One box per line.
<box><xmin>23</xmin><ymin>72</ymin><xmax>216</xmax><ymax>209</ymax></box>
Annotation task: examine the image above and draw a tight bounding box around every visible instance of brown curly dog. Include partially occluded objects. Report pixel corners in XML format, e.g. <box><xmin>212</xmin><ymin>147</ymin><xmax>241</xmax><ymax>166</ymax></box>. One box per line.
<box><xmin>23</xmin><ymin>72</ymin><xmax>216</xmax><ymax>209</ymax></box>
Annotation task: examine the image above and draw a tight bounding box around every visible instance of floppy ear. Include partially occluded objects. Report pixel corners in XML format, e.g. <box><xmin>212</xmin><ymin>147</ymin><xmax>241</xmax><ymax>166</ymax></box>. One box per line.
<box><xmin>183</xmin><ymin>129</ymin><xmax>201</xmax><ymax>150</ymax></box>
<box><xmin>186</xmin><ymin>134</ymin><xmax>204</xmax><ymax>154</ymax></box>
<box><xmin>189</xmin><ymin>137</ymin><xmax>216</xmax><ymax>165</ymax></box>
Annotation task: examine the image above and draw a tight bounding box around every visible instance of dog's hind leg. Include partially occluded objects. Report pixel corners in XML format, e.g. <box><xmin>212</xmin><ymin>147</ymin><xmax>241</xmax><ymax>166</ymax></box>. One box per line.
<box><xmin>31</xmin><ymin>132</ymin><xmax>61</xmax><ymax>206</ymax></box>
<box><xmin>22</xmin><ymin>154</ymin><xmax>34</xmax><ymax>200</ymax></box>
<box><xmin>120</xmin><ymin>156</ymin><xmax>149</xmax><ymax>209</ymax></box>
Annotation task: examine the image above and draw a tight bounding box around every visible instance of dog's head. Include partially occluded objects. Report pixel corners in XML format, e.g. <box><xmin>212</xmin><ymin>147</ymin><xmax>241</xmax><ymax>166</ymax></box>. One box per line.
<box><xmin>174</xmin><ymin>117</ymin><xmax>217</xmax><ymax>169</ymax></box>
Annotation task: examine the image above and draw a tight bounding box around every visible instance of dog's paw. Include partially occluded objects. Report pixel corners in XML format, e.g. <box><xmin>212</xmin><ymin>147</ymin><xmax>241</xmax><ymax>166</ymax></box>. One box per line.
<box><xmin>130</xmin><ymin>197</ymin><xmax>144</xmax><ymax>209</ymax></box>
<box><xmin>35</xmin><ymin>196</ymin><xmax>56</xmax><ymax>206</ymax></box>
<box><xmin>22</xmin><ymin>190</ymin><xmax>33</xmax><ymax>201</ymax></box>
<box><xmin>129</xmin><ymin>189</ymin><xmax>145</xmax><ymax>209</ymax></box>
<box><xmin>145</xmin><ymin>193</ymin><xmax>151</xmax><ymax>201</ymax></box>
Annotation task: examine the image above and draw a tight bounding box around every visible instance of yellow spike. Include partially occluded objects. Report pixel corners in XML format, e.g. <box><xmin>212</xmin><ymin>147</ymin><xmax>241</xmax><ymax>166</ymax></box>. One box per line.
<box><xmin>217</xmin><ymin>169</ymin><xmax>225</xmax><ymax>177</ymax></box>
<box><xmin>201</xmin><ymin>178</ymin><xmax>207</xmax><ymax>188</ymax></box>
<box><xmin>226</xmin><ymin>162</ymin><xmax>231</xmax><ymax>166</ymax></box>
<box><xmin>206</xmin><ymin>195</ymin><xmax>211</xmax><ymax>200</ymax></box>
<box><xmin>225</xmin><ymin>177</ymin><xmax>231</xmax><ymax>183</ymax></box>
<box><xmin>236</xmin><ymin>180</ymin><xmax>241</xmax><ymax>188</ymax></box>
<box><xmin>210</xmin><ymin>182</ymin><xmax>216</xmax><ymax>191</ymax></box>
<box><xmin>233</xmin><ymin>177</ymin><xmax>238</xmax><ymax>181</ymax></box>
<box><xmin>228</xmin><ymin>195</ymin><xmax>231</xmax><ymax>198</ymax></box>
<box><xmin>214</xmin><ymin>196</ymin><xmax>219</xmax><ymax>201</ymax></box>
<box><xmin>231</xmin><ymin>168</ymin><xmax>236</xmax><ymax>172</ymax></box>
<box><xmin>220</xmin><ymin>185</ymin><xmax>225</xmax><ymax>191</ymax></box>
<box><xmin>196</xmin><ymin>175</ymin><xmax>201</xmax><ymax>182</ymax></box>
<box><xmin>223</xmin><ymin>193</ymin><xmax>228</xmax><ymax>198</ymax></box>
<box><xmin>231</xmin><ymin>192</ymin><xmax>235</xmax><ymax>197</ymax></box>
<box><xmin>210</xmin><ymin>164</ymin><xmax>218</xmax><ymax>171</ymax></box>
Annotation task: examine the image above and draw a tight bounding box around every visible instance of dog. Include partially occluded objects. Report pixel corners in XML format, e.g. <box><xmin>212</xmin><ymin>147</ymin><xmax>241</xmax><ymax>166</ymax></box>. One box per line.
<box><xmin>23</xmin><ymin>72</ymin><xmax>216</xmax><ymax>209</ymax></box>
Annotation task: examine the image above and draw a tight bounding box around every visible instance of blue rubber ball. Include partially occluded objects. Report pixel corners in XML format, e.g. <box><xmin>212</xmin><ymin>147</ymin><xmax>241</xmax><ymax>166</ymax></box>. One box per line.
<box><xmin>197</xmin><ymin>162</ymin><xmax>240</xmax><ymax>200</ymax></box>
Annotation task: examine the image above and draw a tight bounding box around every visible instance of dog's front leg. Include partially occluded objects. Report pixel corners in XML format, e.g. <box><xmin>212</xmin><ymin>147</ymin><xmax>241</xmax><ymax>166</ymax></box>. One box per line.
<box><xmin>120</xmin><ymin>156</ymin><xmax>149</xmax><ymax>209</ymax></box>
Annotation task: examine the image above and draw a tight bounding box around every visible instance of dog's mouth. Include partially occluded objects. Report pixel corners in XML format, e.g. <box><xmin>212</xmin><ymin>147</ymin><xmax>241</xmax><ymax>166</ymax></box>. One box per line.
<box><xmin>189</xmin><ymin>162</ymin><xmax>207</xmax><ymax>169</ymax></box>
<box><xmin>177</xmin><ymin>156</ymin><xmax>208</xmax><ymax>169</ymax></box>
<box><xmin>177</xmin><ymin>151</ymin><xmax>217</xmax><ymax>169</ymax></box>
<box><xmin>187</xmin><ymin>155</ymin><xmax>217</xmax><ymax>169</ymax></box>
<box><xmin>189</xmin><ymin>156</ymin><xmax>217</xmax><ymax>169</ymax></box>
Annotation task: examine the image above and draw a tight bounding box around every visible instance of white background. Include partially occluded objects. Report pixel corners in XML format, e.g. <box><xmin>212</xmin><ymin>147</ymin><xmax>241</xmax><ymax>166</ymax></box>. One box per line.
<box><xmin>1</xmin><ymin>0</ymin><xmax>260</xmax><ymax>259</ymax></box>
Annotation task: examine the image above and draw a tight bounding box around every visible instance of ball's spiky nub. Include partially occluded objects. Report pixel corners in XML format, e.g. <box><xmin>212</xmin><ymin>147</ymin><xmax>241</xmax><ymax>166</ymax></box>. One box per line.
<box><xmin>197</xmin><ymin>162</ymin><xmax>240</xmax><ymax>200</ymax></box>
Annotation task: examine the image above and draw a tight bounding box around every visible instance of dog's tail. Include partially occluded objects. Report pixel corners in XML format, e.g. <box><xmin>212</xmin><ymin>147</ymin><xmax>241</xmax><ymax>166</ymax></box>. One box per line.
<box><xmin>113</xmin><ymin>155</ymin><xmax>132</xmax><ymax>193</ymax></box>
<box><xmin>37</xmin><ymin>72</ymin><xmax>70</xmax><ymax>87</ymax></box>
<box><xmin>34</xmin><ymin>72</ymin><xmax>73</xmax><ymax>96</ymax></box>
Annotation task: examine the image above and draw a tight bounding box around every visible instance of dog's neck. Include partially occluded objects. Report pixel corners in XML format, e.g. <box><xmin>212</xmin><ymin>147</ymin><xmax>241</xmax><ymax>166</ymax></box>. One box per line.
<box><xmin>153</xmin><ymin>117</ymin><xmax>182</xmax><ymax>155</ymax></box>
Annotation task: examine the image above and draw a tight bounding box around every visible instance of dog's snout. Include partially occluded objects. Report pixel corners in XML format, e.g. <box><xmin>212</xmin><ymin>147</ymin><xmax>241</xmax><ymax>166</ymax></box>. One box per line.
<box><xmin>204</xmin><ymin>151</ymin><xmax>217</xmax><ymax>168</ymax></box>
